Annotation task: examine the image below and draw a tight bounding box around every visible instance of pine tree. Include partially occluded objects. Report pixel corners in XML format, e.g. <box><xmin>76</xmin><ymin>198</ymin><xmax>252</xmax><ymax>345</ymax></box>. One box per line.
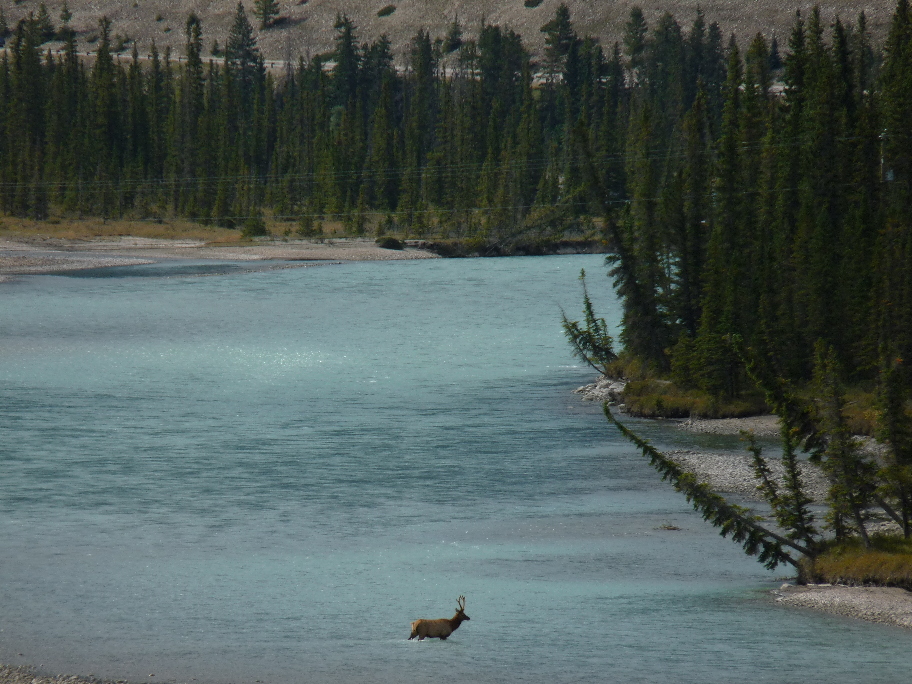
<box><xmin>89</xmin><ymin>16</ymin><xmax>120</xmax><ymax>215</ymax></box>
<box><xmin>444</xmin><ymin>16</ymin><xmax>463</xmax><ymax>54</ymax></box>
<box><xmin>674</xmin><ymin>85</ymin><xmax>711</xmax><ymax>338</ymax></box>
<box><xmin>177</xmin><ymin>12</ymin><xmax>205</xmax><ymax>213</ymax></box>
<box><xmin>254</xmin><ymin>0</ymin><xmax>279</xmax><ymax>30</ymax></box>
<box><xmin>562</xmin><ymin>269</ymin><xmax>618</xmax><ymax>374</ymax></box>
<box><xmin>812</xmin><ymin>342</ymin><xmax>878</xmax><ymax>546</ymax></box>
<box><xmin>331</xmin><ymin>14</ymin><xmax>360</xmax><ymax>107</ymax></box>
<box><xmin>743</xmin><ymin>427</ymin><xmax>818</xmax><ymax>550</ymax></box>
<box><xmin>623</xmin><ymin>7</ymin><xmax>648</xmax><ymax>76</ymax></box>
<box><xmin>875</xmin><ymin>358</ymin><xmax>912</xmax><ymax>536</ymax></box>
<box><xmin>541</xmin><ymin>3</ymin><xmax>577</xmax><ymax>82</ymax></box>
<box><xmin>226</xmin><ymin>2</ymin><xmax>261</xmax><ymax>108</ymax></box>
<box><xmin>35</xmin><ymin>3</ymin><xmax>54</xmax><ymax>43</ymax></box>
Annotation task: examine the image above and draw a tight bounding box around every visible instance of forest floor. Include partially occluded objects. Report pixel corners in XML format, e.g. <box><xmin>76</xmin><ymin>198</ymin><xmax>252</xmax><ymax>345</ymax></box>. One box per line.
<box><xmin>575</xmin><ymin>378</ymin><xmax>912</xmax><ymax>630</ymax></box>
<box><xmin>0</xmin><ymin>221</ymin><xmax>438</xmax><ymax>280</ymax></box>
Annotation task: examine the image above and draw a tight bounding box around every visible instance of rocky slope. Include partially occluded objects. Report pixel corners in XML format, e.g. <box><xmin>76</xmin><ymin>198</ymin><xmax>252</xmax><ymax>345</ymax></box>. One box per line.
<box><xmin>3</xmin><ymin>0</ymin><xmax>896</xmax><ymax>63</ymax></box>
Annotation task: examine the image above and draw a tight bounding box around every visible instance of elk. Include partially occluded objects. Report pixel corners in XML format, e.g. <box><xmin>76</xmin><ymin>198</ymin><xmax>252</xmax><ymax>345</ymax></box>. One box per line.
<box><xmin>408</xmin><ymin>595</ymin><xmax>470</xmax><ymax>641</ymax></box>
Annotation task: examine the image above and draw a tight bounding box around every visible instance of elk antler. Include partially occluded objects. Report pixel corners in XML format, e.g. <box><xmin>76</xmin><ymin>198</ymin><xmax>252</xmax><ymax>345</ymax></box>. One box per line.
<box><xmin>457</xmin><ymin>595</ymin><xmax>466</xmax><ymax>611</ymax></box>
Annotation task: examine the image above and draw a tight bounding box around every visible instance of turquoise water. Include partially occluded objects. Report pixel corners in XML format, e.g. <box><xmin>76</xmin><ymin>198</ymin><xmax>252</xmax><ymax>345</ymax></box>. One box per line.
<box><xmin>1</xmin><ymin>255</ymin><xmax>910</xmax><ymax>683</ymax></box>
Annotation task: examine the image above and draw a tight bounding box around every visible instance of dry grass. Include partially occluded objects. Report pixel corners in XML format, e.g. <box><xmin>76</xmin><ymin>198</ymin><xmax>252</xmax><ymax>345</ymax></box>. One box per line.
<box><xmin>622</xmin><ymin>378</ymin><xmax>769</xmax><ymax>418</ymax></box>
<box><xmin>0</xmin><ymin>216</ymin><xmax>369</xmax><ymax>243</ymax></box>
<box><xmin>803</xmin><ymin>536</ymin><xmax>912</xmax><ymax>589</ymax></box>
<box><xmin>0</xmin><ymin>217</ymin><xmax>243</xmax><ymax>243</ymax></box>
<box><xmin>842</xmin><ymin>387</ymin><xmax>880</xmax><ymax>436</ymax></box>
<box><xmin>2</xmin><ymin>0</ymin><xmax>897</xmax><ymax>64</ymax></box>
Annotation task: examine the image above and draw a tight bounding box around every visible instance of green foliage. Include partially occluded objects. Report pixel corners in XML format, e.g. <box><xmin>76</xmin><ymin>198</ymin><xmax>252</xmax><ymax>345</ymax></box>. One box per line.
<box><xmin>254</xmin><ymin>0</ymin><xmax>279</xmax><ymax>29</ymax></box>
<box><xmin>35</xmin><ymin>3</ymin><xmax>54</xmax><ymax>42</ymax></box>
<box><xmin>622</xmin><ymin>379</ymin><xmax>767</xmax><ymax>418</ymax></box>
<box><xmin>227</xmin><ymin>1</ymin><xmax>261</xmax><ymax>101</ymax></box>
<box><xmin>561</xmin><ymin>269</ymin><xmax>617</xmax><ymax>375</ymax></box>
<box><xmin>375</xmin><ymin>236</ymin><xmax>403</xmax><ymax>250</ymax></box>
<box><xmin>813</xmin><ymin>342</ymin><xmax>878</xmax><ymax>545</ymax></box>
<box><xmin>875</xmin><ymin>359</ymin><xmax>912</xmax><ymax>536</ymax></box>
<box><xmin>443</xmin><ymin>16</ymin><xmax>462</xmax><ymax>53</ymax></box>
<box><xmin>241</xmin><ymin>216</ymin><xmax>269</xmax><ymax>237</ymax></box>
<box><xmin>297</xmin><ymin>212</ymin><xmax>322</xmax><ymax>237</ymax></box>
<box><xmin>743</xmin><ymin>428</ymin><xmax>818</xmax><ymax>548</ymax></box>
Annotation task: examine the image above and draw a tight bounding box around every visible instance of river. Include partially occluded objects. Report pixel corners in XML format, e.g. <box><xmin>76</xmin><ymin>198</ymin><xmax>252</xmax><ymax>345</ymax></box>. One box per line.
<box><xmin>1</xmin><ymin>255</ymin><xmax>910</xmax><ymax>683</ymax></box>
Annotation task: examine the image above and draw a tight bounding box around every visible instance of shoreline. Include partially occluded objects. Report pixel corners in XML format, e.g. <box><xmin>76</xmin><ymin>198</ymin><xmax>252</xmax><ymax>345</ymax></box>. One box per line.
<box><xmin>0</xmin><ymin>665</ymin><xmax>122</xmax><ymax>684</ymax></box>
<box><xmin>0</xmin><ymin>236</ymin><xmax>440</xmax><ymax>280</ymax></box>
<box><xmin>575</xmin><ymin>375</ymin><xmax>912</xmax><ymax>631</ymax></box>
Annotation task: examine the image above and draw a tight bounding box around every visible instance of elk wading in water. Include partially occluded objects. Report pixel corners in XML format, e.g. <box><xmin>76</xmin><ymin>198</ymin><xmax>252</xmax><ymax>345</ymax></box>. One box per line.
<box><xmin>408</xmin><ymin>596</ymin><xmax>470</xmax><ymax>640</ymax></box>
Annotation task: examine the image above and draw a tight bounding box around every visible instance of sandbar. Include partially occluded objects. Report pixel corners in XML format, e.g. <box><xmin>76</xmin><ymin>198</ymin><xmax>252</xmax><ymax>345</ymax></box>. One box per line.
<box><xmin>0</xmin><ymin>236</ymin><xmax>439</xmax><ymax>281</ymax></box>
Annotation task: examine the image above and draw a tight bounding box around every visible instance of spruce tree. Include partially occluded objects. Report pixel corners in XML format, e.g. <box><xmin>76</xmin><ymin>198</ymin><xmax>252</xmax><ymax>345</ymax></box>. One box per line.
<box><xmin>226</xmin><ymin>2</ymin><xmax>261</xmax><ymax>108</ymax></box>
<box><xmin>331</xmin><ymin>14</ymin><xmax>360</xmax><ymax>107</ymax></box>
<box><xmin>623</xmin><ymin>7</ymin><xmax>648</xmax><ymax>75</ymax></box>
<box><xmin>35</xmin><ymin>3</ymin><xmax>54</xmax><ymax>43</ymax></box>
<box><xmin>443</xmin><ymin>16</ymin><xmax>463</xmax><ymax>54</ymax></box>
<box><xmin>541</xmin><ymin>3</ymin><xmax>577</xmax><ymax>82</ymax></box>
<box><xmin>254</xmin><ymin>0</ymin><xmax>279</xmax><ymax>30</ymax></box>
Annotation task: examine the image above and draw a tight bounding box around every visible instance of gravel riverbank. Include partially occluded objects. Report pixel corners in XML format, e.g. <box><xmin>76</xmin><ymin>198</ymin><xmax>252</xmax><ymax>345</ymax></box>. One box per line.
<box><xmin>774</xmin><ymin>584</ymin><xmax>912</xmax><ymax>628</ymax></box>
<box><xmin>575</xmin><ymin>375</ymin><xmax>912</xmax><ymax>630</ymax></box>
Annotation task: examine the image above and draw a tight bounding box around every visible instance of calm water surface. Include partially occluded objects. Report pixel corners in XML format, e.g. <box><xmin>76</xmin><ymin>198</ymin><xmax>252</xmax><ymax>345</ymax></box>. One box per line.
<box><xmin>1</xmin><ymin>255</ymin><xmax>910</xmax><ymax>683</ymax></box>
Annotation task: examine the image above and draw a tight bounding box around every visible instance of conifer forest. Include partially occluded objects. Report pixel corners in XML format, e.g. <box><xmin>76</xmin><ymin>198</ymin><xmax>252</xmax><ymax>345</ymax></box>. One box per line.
<box><xmin>2</xmin><ymin>1</ymin><xmax>912</xmax><ymax>388</ymax></box>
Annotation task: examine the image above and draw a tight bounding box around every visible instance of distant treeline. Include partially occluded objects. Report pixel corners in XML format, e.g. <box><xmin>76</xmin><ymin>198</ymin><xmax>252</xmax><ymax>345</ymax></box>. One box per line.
<box><xmin>2</xmin><ymin>1</ymin><xmax>912</xmax><ymax>380</ymax></box>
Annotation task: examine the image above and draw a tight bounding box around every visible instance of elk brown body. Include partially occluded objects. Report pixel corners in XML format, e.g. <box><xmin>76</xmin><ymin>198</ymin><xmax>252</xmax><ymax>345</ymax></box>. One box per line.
<box><xmin>408</xmin><ymin>595</ymin><xmax>470</xmax><ymax>640</ymax></box>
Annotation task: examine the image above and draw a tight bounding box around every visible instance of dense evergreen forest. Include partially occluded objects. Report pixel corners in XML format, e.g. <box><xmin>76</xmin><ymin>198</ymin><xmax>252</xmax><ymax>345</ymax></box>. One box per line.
<box><xmin>2</xmin><ymin>0</ymin><xmax>912</xmax><ymax>388</ymax></box>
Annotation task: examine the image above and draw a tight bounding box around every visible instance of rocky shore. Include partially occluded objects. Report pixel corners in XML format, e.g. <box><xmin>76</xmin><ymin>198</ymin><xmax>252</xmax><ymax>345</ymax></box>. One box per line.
<box><xmin>774</xmin><ymin>584</ymin><xmax>912</xmax><ymax>628</ymax></box>
<box><xmin>575</xmin><ymin>374</ymin><xmax>912</xmax><ymax>630</ymax></box>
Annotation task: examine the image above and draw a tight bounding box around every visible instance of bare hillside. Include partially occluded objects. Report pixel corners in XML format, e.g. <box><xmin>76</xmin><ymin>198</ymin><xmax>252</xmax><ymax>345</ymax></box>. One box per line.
<box><xmin>3</xmin><ymin>0</ymin><xmax>898</xmax><ymax>63</ymax></box>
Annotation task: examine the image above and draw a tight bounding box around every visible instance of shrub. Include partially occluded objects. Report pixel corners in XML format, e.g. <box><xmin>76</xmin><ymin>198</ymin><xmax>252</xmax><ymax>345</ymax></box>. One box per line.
<box><xmin>524</xmin><ymin>0</ymin><xmax>543</xmax><ymax>7</ymax></box>
<box><xmin>297</xmin><ymin>213</ymin><xmax>322</xmax><ymax>237</ymax></box>
<box><xmin>622</xmin><ymin>378</ymin><xmax>768</xmax><ymax>418</ymax></box>
<box><xmin>241</xmin><ymin>217</ymin><xmax>269</xmax><ymax>238</ymax></box>
<box><xmin>113</xmin><ymin>34</ymin><xmax>131</xmax><ymax>52</ymax></box>
<box><xmin>377</xmin><ymin>5</ymin><xmax>396</xmax><ymax>17</ymax></box>
<box><xmin>376</xmin><ymin>236</ymin><xmax>403</xmax><ymax>250</ymax></box>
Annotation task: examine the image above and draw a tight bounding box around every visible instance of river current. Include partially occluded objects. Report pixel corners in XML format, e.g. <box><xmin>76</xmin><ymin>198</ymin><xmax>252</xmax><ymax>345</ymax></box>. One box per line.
<box><xmin>1</xmin><ymin>254</ymin><xmax>909</xmax><ymax>683</ymax></box>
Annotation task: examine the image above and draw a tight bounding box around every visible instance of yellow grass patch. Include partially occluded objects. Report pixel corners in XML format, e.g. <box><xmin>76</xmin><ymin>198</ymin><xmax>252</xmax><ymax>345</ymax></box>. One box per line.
<box><xmin>0</xmin><ymin>217</ymin><xmax>245</xmax><ymax>243</ymax></box>
<box><xmin>621</xmin><ymin>378</ymin><xmax>768</xmax><ymax>419</ymax></box>
<box><xmin>803</xmin><ymin>537</ymin><xmax>912</xmax><ymax>589</ymax></box>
